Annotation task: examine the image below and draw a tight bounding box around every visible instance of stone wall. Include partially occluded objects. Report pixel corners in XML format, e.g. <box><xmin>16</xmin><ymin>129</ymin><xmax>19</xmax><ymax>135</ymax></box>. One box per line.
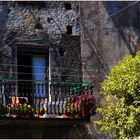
<box><xmin>0</xmin><ymin>2</ymin><xmax>12</xmax><ymax>79</ymax></box>
<box><xmin>0</xmin><ymin>2</ymin><xmax>83</xmax><ymax>138</ymax></box>
<box><xmin>0</xmin><ymin>1</ymin><xmax>81</xmax><ymax>82</ymax></box>
<box><xmin>6</xmin><ymin>2</ymin><xmax>80</xmax><ymax>38</ymax></box>
<box><xmin>80</xmin><ymin>1</ymin><xmax>140</xmax><ymax>83</ymax></box>
<box><xmin>1</xmin><ymin>1</ymin><xmax>140</xmax><ymax>139</ymax></box>
<box><xmin>51</xmin><ymin>34</ymin><xmax>81</xmax><ymax>82</ymax></box>
<box><xmin>80</xmin><ymin>1</ymin><xmax>140</xmax><ymax>103</ymax></box>
<box><xmin>80</xmin><ymin>1</ymin><xmax>140</xmax><ymax>138</ymax></box>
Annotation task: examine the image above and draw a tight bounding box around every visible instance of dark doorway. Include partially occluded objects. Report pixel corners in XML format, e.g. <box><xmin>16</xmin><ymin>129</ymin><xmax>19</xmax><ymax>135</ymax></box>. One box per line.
<box><xmin>17</xmin><ymin>54</ymin><xmax>33</xmax><ymax>104</ymax></box>
<box><xmin>17</xmin><ymin>45</ymin><xmax>49</xmax><ymax>105</ymax></box>
<box><xmin>17</xmin><ymin>55</ymin><xmax>32</xmax><ymax>80</ymax></box>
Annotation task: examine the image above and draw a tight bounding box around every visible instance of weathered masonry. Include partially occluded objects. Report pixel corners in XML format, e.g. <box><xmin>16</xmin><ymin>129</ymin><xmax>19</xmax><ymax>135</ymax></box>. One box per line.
<box><xmin>0</xmin><ymin>1</ymin><xmax>81</xmax><ymax>82</ymax></box>
<box><xmin>0</xmin><ymin>1</ymin><xmax>84</xmax><ymax>107</ymax></box>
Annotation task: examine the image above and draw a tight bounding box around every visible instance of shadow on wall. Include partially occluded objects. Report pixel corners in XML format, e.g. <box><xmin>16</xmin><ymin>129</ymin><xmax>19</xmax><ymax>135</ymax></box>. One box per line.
<box><xmin>103</xmin><ymin>1</ymin><xmax>140</xmax><ymax>56</ymax></box>
<box><xmin>0</xmin><ymin>125</ymin><xmax>92</xmax><ymax>139</ymax></box>
<box><xmin>0</xmin><ymin>2</ymin><xmax>9</xmax><ymax>49</ymax></box>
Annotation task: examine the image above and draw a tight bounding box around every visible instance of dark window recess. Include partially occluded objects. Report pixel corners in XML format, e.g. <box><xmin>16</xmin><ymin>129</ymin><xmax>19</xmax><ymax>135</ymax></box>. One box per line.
<box><xmin>35</xmin><ymin>17</ymin><xmax>43</xmax><ymax>29</ymax></box>
<box><xmin>66</xmin><ymin>25</ymin><xmax>72</xmax><ymax>34</ymax></box>
<box><xmin>35</xmin><ymin>22</ymin><xmax>43</xmax><ymax>29</ymax></box>
<box><xmin>16</xmin><ymin>1</ymin><xmax>46</xmax><ymax>7</ymax></box>
<box><xmin>47</xmin><ymin>17</ymin><xmax>53</xmax><ymax>23</ymax></box>
<box><xmin>7</xmin><ymin>9</ymin><xmax>11</xmax><ymax>14</ymax></box>
<box><xmin>17</xmin><ymin>55</ymin><xmax>32</xmax><ymax>105</ymax></box>
<box><xmin>64</xmin><ymin>2</ymin><xmax>71</xmax><ymax>10</ymax></box>
<box><xmin>59</xmin><ymin>47</ymin><xmax>65</xmax><ymax>56</ymax></box>
<box><xmin>38</xmin><ymin>6</ymin><xmax>41</xmax><ymax>11</ymax></box>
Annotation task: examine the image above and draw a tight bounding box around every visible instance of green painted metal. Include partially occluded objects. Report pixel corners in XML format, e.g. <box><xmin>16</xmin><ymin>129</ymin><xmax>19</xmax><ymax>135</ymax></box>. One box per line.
<box><xmin>0</xmin><ymin>78</ymin><xmax>93</xmax><ymax>85</ymax></box>
<box><xmin>0</xmin><ymin>78</ymin><xmax>93</xmax><ymax>95</ymax></box>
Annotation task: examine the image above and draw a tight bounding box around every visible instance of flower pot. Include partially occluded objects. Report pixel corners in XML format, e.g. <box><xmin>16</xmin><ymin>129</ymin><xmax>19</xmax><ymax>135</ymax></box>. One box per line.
<box><xmin>64</xmin><ymin>114</ymin><xmax>68</xmax><ymax>118</ymax></box>
<box><xmin>11</xmin><ymin>114</ymin><xmax>17</xmax><ymax>118</ymax></box>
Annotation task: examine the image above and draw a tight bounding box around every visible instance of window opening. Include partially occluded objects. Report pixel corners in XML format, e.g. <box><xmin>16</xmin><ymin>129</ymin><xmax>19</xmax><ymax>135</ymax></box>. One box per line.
<box><xmin>66</xmin><ymin>25</ymin><xmax>72</xmax><ymax>34</ymax></box>
<box><xmin>64</xmin><ymin>2</ymin><xmax>72</xmax><ymax>10</ymax></box>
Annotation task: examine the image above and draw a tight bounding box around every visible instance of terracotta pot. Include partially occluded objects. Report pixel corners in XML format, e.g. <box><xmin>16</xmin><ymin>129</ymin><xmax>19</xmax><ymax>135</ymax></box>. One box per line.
<box><xmin>64</xmin><ymin>113</ymin><xmax>68</xmax><ymax>118</ymax></box>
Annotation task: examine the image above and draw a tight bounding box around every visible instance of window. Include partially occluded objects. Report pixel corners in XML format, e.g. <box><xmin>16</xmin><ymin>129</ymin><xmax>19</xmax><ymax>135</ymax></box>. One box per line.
<box><xmin>64</xmin><ymin>2</ymin><xmax>72</xmax><ymax>10</ymax></box>
<box><xmin>17</xmin><ymin>45</ymin><xmax>49</xmax><ymax>105</ymax></box>
<box><xmin>66</xmin><ymin>25</ymin><xmax>72</xmax><ymax>34</ymax></box>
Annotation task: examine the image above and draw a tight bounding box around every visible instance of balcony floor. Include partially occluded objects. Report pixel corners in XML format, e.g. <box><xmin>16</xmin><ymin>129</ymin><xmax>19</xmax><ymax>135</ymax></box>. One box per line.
<box><xmin>0</xmin><ymin>117</ymin><xmax>91</xmax><ymax>139</ymax></box>
<box><xmin>0</xmin><ymin>117</ymin><xmax>90</xmax><ymax>127</ymax></box>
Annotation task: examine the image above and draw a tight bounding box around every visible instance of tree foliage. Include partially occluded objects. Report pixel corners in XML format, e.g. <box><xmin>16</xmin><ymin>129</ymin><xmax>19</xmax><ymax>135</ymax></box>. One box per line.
<box><xmin>95</xmin><ymin>51</ymin><xmax>140</xmax><ymax>139</ymax></box>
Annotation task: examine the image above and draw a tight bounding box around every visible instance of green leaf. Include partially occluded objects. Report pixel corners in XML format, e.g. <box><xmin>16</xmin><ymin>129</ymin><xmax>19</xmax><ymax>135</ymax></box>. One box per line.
<box><xmin>94</xmin><ymin>51</ymin><xmax>140</xmax><ymax>139</ymax></box>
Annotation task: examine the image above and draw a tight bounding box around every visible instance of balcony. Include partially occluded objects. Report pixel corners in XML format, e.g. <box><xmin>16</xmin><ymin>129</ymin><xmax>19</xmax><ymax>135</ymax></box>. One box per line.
<box><xmin>0</xmin><ymin>80</ymin><xmax>96</xmax><ymax>124</ymax></box>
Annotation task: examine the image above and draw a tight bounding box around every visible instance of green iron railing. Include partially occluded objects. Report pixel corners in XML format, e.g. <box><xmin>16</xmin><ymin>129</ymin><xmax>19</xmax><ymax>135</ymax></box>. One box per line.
<box><xmin>0</xmin><ymin>79</ymin><xmax>96</xmax><ymax>119</ymax></box>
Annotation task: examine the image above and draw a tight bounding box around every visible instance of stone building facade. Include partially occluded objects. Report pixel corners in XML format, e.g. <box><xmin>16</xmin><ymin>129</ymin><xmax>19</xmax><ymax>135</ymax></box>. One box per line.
<box><xmin>0</xmin><ymin>1</ymin><xmax>81</xmax><ymax>83</ymax></box>
<box><xmin>80</xmin><ymin>1</ymin><xmax>140</xmax><ymax>138</ymax></box>
<box><xmin>1</xmin><ymin>1</ymin><xmax>140</xmax><ymax>94</ymax></box>
<box><xmin>0</xmin><ymin>1</ymin><xmax>140</xmax><ymax>139</ymax></box>
<box><xmin>80</xmin><ymin>1</ymin><xmax>140</xmax><ymax>83</ymax></box>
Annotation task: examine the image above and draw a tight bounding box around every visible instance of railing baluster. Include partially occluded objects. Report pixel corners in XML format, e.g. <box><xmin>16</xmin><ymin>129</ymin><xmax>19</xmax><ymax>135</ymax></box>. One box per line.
<box><xmin>0</xmin><ymin>80</ymin><xmax>96</xmax><ymax>119</ymax></box>
<box><xmin>42</xmin><ymin>82</ymin><xmax>45</xmax><ymax>115</ymax></box>
<box><xmin>48</xmin><ymin>84</ymin><xmax>51</xmax><ymax>115</ymax></box>
<box><xmin>55</xmin><ymin>84</ymin><xmax>58</xmax><ymax>115</ymax></box>
<box><xmin>42</xmin><ymin>82</ymin><xmax>45</xmax><ymax>100</ymax></box>
<box><xmin>46</xmin><ymin>83</ymin><xmax>49</xmax><ymax>115</ymax></box>
<box><xmin>60</xmin><ymin>84</ymin><xmax>63</xmax><ymax>115</ymax></box>
<box><xmin>49</xmin><ymin>84</ymin><xmax>53</xmax><ymax>115</ymax></box>
<box><xmin>29</xmin><ymin>81</ymin><xmax>33</xmax><ymax>104</ymax></box>
<box><xmin>34</xmin><ymin>83</ymin><xmax>38</xmax><ymax>115</ymax></box>
<box><xmin>33</xmin><ymin>83</ymin><xmax>36</xmax><ymax>115</ymax></box>
<box><xmin>69</xmin><ymin>84</ymin><xmax>72</xmax><ymax>117</ymax></box>
<box><xmin>65</xmin><ymin>85</ymin><xmax>68</xmax><ymax>115</ymax></box>
<box><xmin>75</xmin><ymin>84</ymin><xmax>78</xmax><ymax>116</ymax></box>
<box><xmin>58</xmin><ymin>84</ymin><xmax>60</xmax><ymax>115</ymax></box>
<box><xmin>61</xmin><ymin>85</ymin><xmax>64</xmax><ymax>115</ymax></box>
<box><xmin>73</xmin><ymin>85</ymin><xmax>76</xmax><ymax>117</ymax></box>
<box><xmin>54</xmin><ymin>84</ymin><xmax>57</xmax><ymax>115</ymax></box>
<box><xmin>62</xmin><ymin>84</ymin><xmax>66</xmax><ymax>115</ymax></box>
<box><xmin>4</xmin><ymin>81</ymin><xmax>7</xmax><ymax>106</ymax></box>
<box><xmin>25</xmin><ymin>82</ymin><xmax>28</xmax><ymax>99</ymax></box>
<box><xmin>39</xmin><ymin>82</ymin><xmax>44</xmax><ymax>117</ymax></box>
<box><xmin>52</xmin><ymin>84</ymin><xmax>55</xmax><ymax>115</ymax></box>
<box><xmin>59</xmin><ymin>84</ymin><xmax>62</xmax><ymax>115</ymax></box>
<box><xmin>38</xmin><ymin>83</ymin><xmax>40</xmax><ymax>115</ymax></box>
<box><xmin>50</xmin><ymin>88</ymin><xmax>53</xmax><ymax>115</ymax></box>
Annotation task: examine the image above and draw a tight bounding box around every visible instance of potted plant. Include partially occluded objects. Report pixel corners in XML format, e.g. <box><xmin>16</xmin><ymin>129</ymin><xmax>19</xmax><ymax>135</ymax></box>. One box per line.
<box><xmin>10</xmin><ymin>104</ymin><xmax>18</xmax><ymax>118</ymax></box>
<box><xmin>65</xmin><ymin>92</ymin><xmax>96</xmax><ymax>118</ymax></box>
<box><xmin>24</xmin><ymin>104</ymin><xmax>33</xmax><ymax>118</ymax></box>
<box><xmin>0</xmin><ymin>105</ymin><xmax>7</xmax><ymax>116</ymax></box>
<box><xmin>17</xmin><ymin>103</ymin><xmax>33</xmax><ymax>118</ymax></box>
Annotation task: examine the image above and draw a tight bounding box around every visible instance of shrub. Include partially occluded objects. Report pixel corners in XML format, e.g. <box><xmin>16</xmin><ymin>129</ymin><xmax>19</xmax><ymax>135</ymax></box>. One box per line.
<box><xmin>95</xmin><ymin>51</ymin><xmax>140</xmax><ymax>139</ymax></box>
